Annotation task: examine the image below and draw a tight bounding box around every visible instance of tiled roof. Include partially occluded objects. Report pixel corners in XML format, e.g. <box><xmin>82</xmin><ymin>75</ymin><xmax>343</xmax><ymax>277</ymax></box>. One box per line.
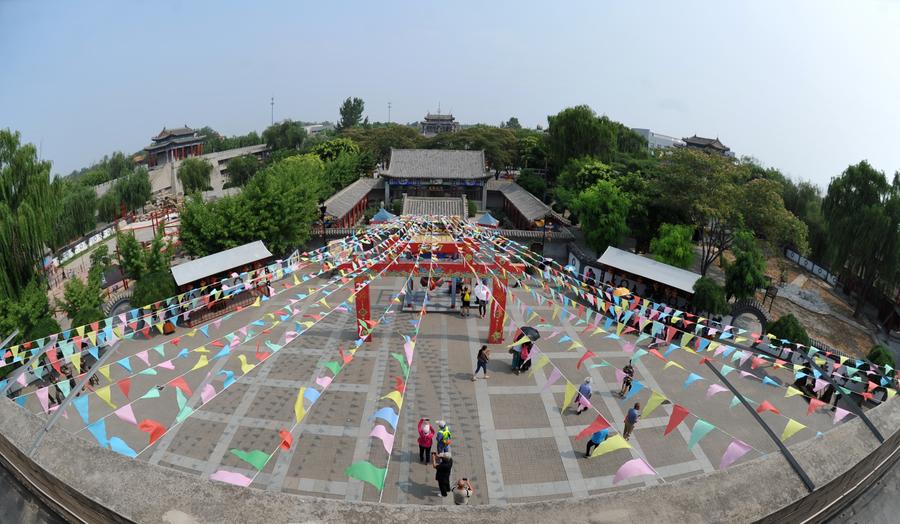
<box><xmin>402</xmin><ymin>196</ymin><xmax>465</xmax><ymax>217</ymax></box>
<box><xmin>324</xmin><ymin>178</ymin><xmax>382</xmax><ymax>219</ymax></box>
<box><xmin>145</xmin><ymin>134</ymin><xmax>204</xmax><ymax>151</ymax></box>
<box><xmin>486</xmin><ymin>179</ymin><xmax>551</xmax><ymax>222</ymax></box>
<box><xmin>153</xmin><ymin>127</ymin><xmax>195</xmax><ymax>141</ymax></box>
<box><xmin>597</xmin><ymin>246</ymin><xmax>701</xmax><ymax>294</ymax></box>
<box><xmin>171</xmin><ymin>240</ymin><xmax>272</xmax><ymax>286</ymax></box>
<box><xmin>385</xmin><ymin>149</ymin><xmax>487</xmax><ymax>180</ymax></box>
<box><xmin>683</xmin><ymin>135</ymin><xmax>729</xmax><ymax>151</ymax></box>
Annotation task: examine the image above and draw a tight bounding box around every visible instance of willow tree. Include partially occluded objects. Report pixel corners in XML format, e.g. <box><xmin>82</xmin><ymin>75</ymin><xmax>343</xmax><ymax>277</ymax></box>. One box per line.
<box><xmin>0</xmin><ymin>129</ymin><xmax>54</xmax><ymax>299</ymax></box>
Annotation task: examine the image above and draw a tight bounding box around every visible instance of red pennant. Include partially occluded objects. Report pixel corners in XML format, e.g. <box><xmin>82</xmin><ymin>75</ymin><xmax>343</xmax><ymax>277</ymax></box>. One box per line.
<box><xmin>665</xmin><ymin>326</ymin><xmax>677</xmax><ymax>344</ymax></box>
<box><xmin>117</xmin><ymin>378</ymin><xmax>131</xmax><ymax>399</ymax></box>
<box><xmin>756</xmin><ymin>400</ymin><xmax>780</xmax><ymax>415</ymax></box>
<box><xmin>138</xmin><ymin>419</ymin><xmax>166</xmax><ymax>445</ymax></box>
<box><xmin>90</xmin><ymin>321</ymin><xmax>99</xmax><ymax>332</ymax></box>
<box><xmin>23</xmin><ymin>341</ymin><xmax>33</xmax><ymax>349</ymax></box>
<box><xmin>47</xmin><ymin>349</ymin><xmax>62</xmax><ymax>375</ymax></box>
<box><xmin>575</xmin><ymin>414</ymin><xmax>611</xmax><ymax>440</ymax></box>
<box><xmin>141</xmin><ymin>326</ymin><xmax>151</xmax><ymax>338</ymax></box>
<box><xmin>394</xmin><ymin>376</ymin><xmax>406</xmax><ymax>393</ymax></box>
<box><xmin>211</xmin><ymin>340</ymin><xmax>225</xmax><ymax>348</ymax></box>
<box><xmin>576</xmin><ymin>351</ymin><xmax>596</xmax><ymax>370</ymax></box>
<box><xmin>806</xmin><ymin>398</ymin><xmax>825</xmax><ymax>416</ymax></box>
<box><xmin>751</xmin><ymin>357</ymin><xmax>765</xmax><ymax>370</ymax></box>
<box><xmin>698</xmin><ymin>357</ymin><xmax>711</xmax><ymax>366</ymax></box>
<box><xmin>279</xmin><ymin>429</ymin><xmax>293</xmax><ymax>450</ymax></box>
<box><xmin>255</xmin><ymin>342</ymin><xmax>270</xmax><ymax>362</ymax></box>
<box><xmin>648</xmin><ymin>349</ymin><xmax>667</xmax><ymax>363</ymax></box>
<box><xmin>861</xmin><ymin>392</ymin><xmax>874</xmax><ymax>401</ymax></box>
<box><xmin>664</xmin><ymin>404</ymin><xmax>690</xmax><ymax>436</ymax></box>
<box><xmin>339</xmin><ymin>348</ymin><xmax>352</xmax><ymax>365</ymax></box>
<box><xmin>170</xmin><ymin>337</ymin><xmax>180</xmax><ymax>346</ymax></box>
<box><xmin>867</xmin><ymin>381</ymin><xmax>878</xmax><ymax>392</ymax></box>
<box><xmin>167</xmin><ymin>376</ymin><xmax>193</xmax><ymax>396</ymax></box>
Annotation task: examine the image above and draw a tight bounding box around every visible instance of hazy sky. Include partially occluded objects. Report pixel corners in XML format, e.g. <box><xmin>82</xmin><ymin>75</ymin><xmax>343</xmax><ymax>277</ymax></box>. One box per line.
<box><xmin>2</xmin><ymin>0</ymin><xmax>899</xmax><ymax>188</ymax></box>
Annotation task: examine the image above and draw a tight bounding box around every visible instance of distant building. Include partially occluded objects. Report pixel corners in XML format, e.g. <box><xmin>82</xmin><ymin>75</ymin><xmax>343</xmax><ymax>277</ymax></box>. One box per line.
<box><xmin>419</xmin><ymin>112</ymin><xmax>460</xmax><ymax>137</ymax></box>
<box><xmin>631</xmin><ymin>128</ymin><xmax>686</xmax><ymax>150</ymax></box>
<box><xmin>145</xmin><ymin>126</ymin><xmax>205</xmax><ymax>167</ymax></box>
<box><xmin>682</xmin><ymin>135</ymin><xmax>735</xmax><ymax>157</ymax></box>
<box><xmin>304</xmin><ymin>123</ymin><xmax>334</xmax><ymax>136</ymax></box>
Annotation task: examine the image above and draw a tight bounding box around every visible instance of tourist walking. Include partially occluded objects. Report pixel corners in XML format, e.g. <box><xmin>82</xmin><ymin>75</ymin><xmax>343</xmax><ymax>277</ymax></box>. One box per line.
<box><xmin>477</xmin><ymin>295</ymin><xmax>487</xmax><ymax>318</ymax></box>
<box><xmin>618</xmin><ymin>363</ymin><xmax>635</xmax><ymax>398</ymax></box>
<box><xmin>461</xmin><ymin>286</ymin><xmax>471</xmax><ymax>317</ymax></box>
<box><xmin>472</xmin><ymin>345</ymin><xmax>490</xmax><ymax>380</ymax></box>
<box><xmin>575</xmin><ymin>377</ymin><xmax>593</xmax><ymax>414</ymax></box>
<box><xmin>432</xmin><ymin>451</ymin><xmax>453</xmax><ymax>497</ymax></box>
<box><xmin>452</xmin><ymin>478</ymin><xmax>474</xmax><ymax>505</ymax></box>
<box><xmin>623</xmin><ymin>402</ymin><xmax>641</xmax><ymax>440</ymax></box>
<box><xmin>418</xmin><ymin>418</ymin><xmax>435</xmax><ymax>463</ymax></box>
<box><xmin>584</xmin><ymin>427</ymin><xmax>610</xmax><ymax>457</ymax></box>
<box><xmin>435</xmin><ymin>421</ymin><xmax>453</xmax><ymax>454</ymax></box>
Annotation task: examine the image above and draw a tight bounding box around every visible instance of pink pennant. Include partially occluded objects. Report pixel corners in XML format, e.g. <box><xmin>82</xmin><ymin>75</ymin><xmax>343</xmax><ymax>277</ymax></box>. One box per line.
<box><xmin>813</xmin><ymin>379</ymin><xmax>829</xmax><ymax>393</ymax></box>
<box><xmin>114</xmin><ymin>405</ymin><xmax>138</xmax><ymax>425</ymax></box>
<box><xmin>200</xmin><ymin>384</ymin><xmax>216</xmax><ymax>404</ymax></box>
<box><xmin>718</xmin><ymin>439</ymin><xmax>752</xmax><ymax>469</ymax></box>
<box><xmin>404</xmin><ymin>341</ymin><xmax>414</xmax><ymax>366</ymax></box>
<box><xmin>36</xmin><ymin>387</ymin><xmax>50</xmax><ymax>414</ymax></box>
<box><xmin>316</xmin><ymin>376</ymin><xmax>333</xmax><ymax>389</ymax></box>
<box><xmin>136</xmin><ymin>350</ymin><xmax>151</xmax><ymax>366</ymax></box>
<box><xmin>706</xmin><ymin>384</ymin><xmax>729</xmax><ymax>398</ymax></box>
<box><xmin>210</xmin><ymin>470</ymin><xmax>253</xmax><ymax>487</ymax></box>
<box><xmin>17</xmin><ymin>372</ymin><xmax>27</xmax><ymax>386</ymax></box>
<box><xmin>542</xmin><ymin>368</ymin><xmax>562</xmax><ymax>392</ymax></box>
<box><xmin>158</xmin><ymin>359</ymin><xmax>175</xmax><ymax>370</ymax></box>
<box><xmin>622</xmin><ymin>342</ymin><xmax>635</xmax><ymax>355</ymax></box>
<box><xmin>615</xmin><ymin>369</ymin><xmax>626</xmax><ymax>385</ymax></box>
<box><xmin>369</xmin><ymin>424</ymin><xmax>395</xmax><ymax>454</ymax></box>
<box><xmin>613</xmin><ymin>458</ymin><xmax>657</xmax><ymax>484</ymax></box>
<box><xmin>833</xmin><ymin>407</ymin><xmax>851</xmax><ymax>424</ymax></box>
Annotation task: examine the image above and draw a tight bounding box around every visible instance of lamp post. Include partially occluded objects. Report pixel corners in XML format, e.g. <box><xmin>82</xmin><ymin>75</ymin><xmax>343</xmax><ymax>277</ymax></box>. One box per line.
<box><xmin>539</xmin><ymin>215</ymin><xmax>551</xmax><ymax>257</ymax></box>
<box><xmin>318</xmin><ymin>199</ymin><xmax>327</xmax><ymax>249</ymax></box>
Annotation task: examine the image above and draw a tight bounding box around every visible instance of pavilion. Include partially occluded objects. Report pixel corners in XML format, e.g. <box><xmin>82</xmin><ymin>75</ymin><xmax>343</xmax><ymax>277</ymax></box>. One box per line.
<box><xmin>381</xmin><ymin>149</ymin><xmax>491</xmax><ymax>209</ymax></box>
<box><xmin>144</xmin><ymin>126</ymin><xmax>205</xmax><ymax>167</ymax></box>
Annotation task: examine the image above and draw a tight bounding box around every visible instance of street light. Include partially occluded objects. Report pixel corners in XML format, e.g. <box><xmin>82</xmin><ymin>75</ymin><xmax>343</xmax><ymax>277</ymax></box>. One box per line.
<box><xmin>538</xmin><ymin>215</ymin><xmax>551</xmax><ymax>256</ymax></box>
<box><xmin>318</xmin><ymin>198</ymin><xmax>328</xmax><ymax>249</ymax></box>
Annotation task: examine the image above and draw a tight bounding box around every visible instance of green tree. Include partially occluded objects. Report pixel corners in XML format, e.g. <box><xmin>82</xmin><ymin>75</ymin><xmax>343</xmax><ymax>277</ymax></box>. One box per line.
<box><xmin>517</xmin><ymin>132</ymin><xmax>548</xmax><ymax>169</ymax></box>
<box><xmin>0</xmin><ymin>279</ymin><xmax>61</xmax><ymax>345</ymax></box>
<box><xmin>338</xmin><ymin>97</ymin><xmax>365</xmax><ymax>130</ymax></box>
<box><xmin>58</xmin><ymin>263</ymin><xmax>105</xmax><ymax>328</ymax></box>
<box><xmin>97</xmin><ymin>190</ymin><xmax>120</xmax><ymax>223</ymax></box>
<box><xmin>225</xmin><ymin>155</ymin><xmax>260</xmax><ymax>187</ymax></box>
<box><xmin>868</xmin><ymin>345</ymin><xmax>896</xmax><ymax>370</ymax></box>
<box><xmin>0</xmin><ymin>129</ymin><xmax>54</xmax><ymax>299</ymax></box>
<box><xmin>426</xmin><ymin>125</ymin><xmax>517</xmax><ymax>175</ymax></box>
<box><xmin>768</xmin><ymin>314</ymin><xmax>810</xmax><ymax>347</ymax></box>
<box><xmin>555</xmin><ymin>157</ymin><xmax>613</xmax><ymax>211</ymax></box>
<box><xmin>341</xmin><ymin>124</ymin><xmax>423</xmax><ymax>166</ymax></box>
<box><xmin>117</xmin><ymin>231</ymin><xmax>146</xmax><ymax>280</ymax></box>
<box><xmin>90</xmin><ymin>244</ymin><xmax>111</xmax><ymax>271</ymax></box>
<box><xmin>322</xmin><ymin>152</ymin><xmax>364</xmax><ymax>193</ymax></box>
<box><xmin>573</xmin><ymin>180</ymin><xmax>630</xmax><ymax>252</ymax></box>
<box><xmin>502</xmin><ymin>117</ymin><xmax>522</xmax><ymax>129</ymax></box>
<box><xmin>262</xmin><ymin>120</ymin><xmax>307</xmax><ymax>152</ymax></box>
<box><xmin>177</xmin><ymin>158</ymin><xmax>213</xmax><ymax>193</ymax></box>
<box><xmin>48</xmin><ymin>178</ymin><xmax>97</xmax><ymax>249</ymax></box>
<box><xmin>312</xmin><ymin>137</ymin><xmax>360</xmax><ymax>162</ymax></box>
<box><xmin>129</xmin><ymin>228</ymin><xmax>176</xmax><ymax>307</ymax></box>
<box><xmin>823</xmin><ymin>161</ymin><xmax>900</xmax><ymax>317</ymax></box>
<box><xmin>724</xmin><ymin>231</ymin><xmax>768</xmax><ymax>300</ymax></box>
<box><xmin>650</xmin><ymin>224</ymin><xmax>695</xmax><ymax>269</ymax></box>
<box><xmin>692</xmin><ymin>277</ymin><xmax>729</xmax><ymax>316</ymax></box>
<box><xmin>116</xmin><ymin>167</ymin><xmax>152</xmax><ymax>212</ymax></box>
<box><xmin>546</xmin><ymin>105</ymin><xmax>617</xmax><ymax>174</ymax></box>
<box><xmin>198</xmin><ymin>126</ymin><xmax>263</xmax><ymax>153</ymax></box>
<box><xmin>516</xmin><ymin>169</ymin><xmax>547</xmax><ymax>200</ymax></box>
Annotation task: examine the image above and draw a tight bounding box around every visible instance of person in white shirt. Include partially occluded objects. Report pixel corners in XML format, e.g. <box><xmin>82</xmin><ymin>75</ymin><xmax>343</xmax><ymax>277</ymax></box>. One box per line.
<box><xmin>451</xmin><ymin>478</ymin><xmax>474</xmax><ymax>505</ymax></box>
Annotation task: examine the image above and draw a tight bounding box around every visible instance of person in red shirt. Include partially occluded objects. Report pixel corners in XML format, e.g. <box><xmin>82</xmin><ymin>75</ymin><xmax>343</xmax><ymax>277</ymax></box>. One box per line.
<box><xmin>418</xmin><ymin>418</ymin><xmax>435</xmax><ymax>464</ymax></box>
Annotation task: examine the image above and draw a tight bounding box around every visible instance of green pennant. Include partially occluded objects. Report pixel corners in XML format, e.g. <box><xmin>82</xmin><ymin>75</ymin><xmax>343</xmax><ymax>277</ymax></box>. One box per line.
<box><xmin>230</xmin><ymin>449</ymin><xmax>270</xmax><ymax>471</ymax></box>
<box><xmin>391</xmin><ymin>352</ymin><xmax>409</xmax><ymax>378</ymax></box>
<box><xmin>688</xmin><ymin>419</ymin><xmax>716</xmax><ymax>449</ymax></box>
<box><xmin>345</xmin><ymin>460</ymin><xmax>387</xmax><ymax>490</ymax></box>
<box><xmin>322</xmin><ymin>361</ymin><xmax>342</xmax><ymax>376</ymax></box>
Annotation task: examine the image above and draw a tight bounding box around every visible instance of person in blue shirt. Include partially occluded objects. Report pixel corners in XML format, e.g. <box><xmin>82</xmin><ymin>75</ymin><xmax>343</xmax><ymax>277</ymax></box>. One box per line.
<box><xmin>623</xmin><ymin>402</ymin><xmax>641</xmax><ymax>440</ymax></box>
<box><xmin>575</xmin><ymin>377</ymin><xmax>592</xmax><ymax>414</ymax></box>
<box><xmin>584</xmin><ymin>428</ymin><xmax>609</xmax><ymax>457</ymax></box>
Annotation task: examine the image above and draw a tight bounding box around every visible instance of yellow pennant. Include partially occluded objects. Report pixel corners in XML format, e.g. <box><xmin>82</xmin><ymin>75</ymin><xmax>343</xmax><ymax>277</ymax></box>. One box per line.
<box><xmin>70</xmin><ymin>353</ymin><xmax>81</xmax><ymax>373</ymax></box>
<box><xmin>252</xmin><ymin>296</ymin><xmax>261</xmax><ymax>308</ymax></box>
<box><xmin>96</xmin><ymin>385</ymin><xmax>117</xmax><ymax>409</ymax></box>
<box><xmin>381</xmin><ymin>390</ymin><xmax>403</xmax><ymax>409</ymax></box>
<box><xmin>99</xmin><ymin>365</ymin><xmax>111</xmax><ymax>381</ymax></box>
<box><xmin>87</xmin><ymin>331</ymin><xmax>97</xmax><ymax>346</ymax></box>
<box><xmin>76</xmin><ymin>325</ymin><xmax>85</xmax><ymax>338</ymax></box>
<box><xmin>663</xmin><ymin>361</ymin><xmax>685</xmax><ymax>371</ymax></box>
<box><xmin>590</xmin><ymin>434</ymin><xmax>631</xmax><ymax>458</ymax></box>
<box><xmin>191</xmin><ymin>355</ymin><xmax>209</xmax><ymax>371</ymax></box>
<box><xmin>785</xmin><ymin>386</ymin><xmax>803</xmax><ymax>398</ymax></box>
<box><xmin>780</xmin><ymin>418</ymin><xmax>806</xmax><ymax>442</ymax></box>
<box><xmin>562</xmin><ymin>381</ymin><xmax>577</xmax><ymax>412</ymax></box>
<box><xmin>237</xmin><ymin>354</ymin><xmax>253</xmax><ymax>374</ymax></box>
<box><xmin>528</xmin><ymin>355</ymin><xmax>550</xmax><ymax>377</ymax></box>
<box><xmin>643</xmin><ymin>390</ymin><xmax>668</xmax><ymax>417</ymax></box>
<box><xmin>294</xmin><ymin>388</ymin><xmax>307</xmax><ymax>422</ymax></box>
<box><xmin>195</xmin><ymin>345</ymin><xmax>208</xmax><ymax>353</ymax></box>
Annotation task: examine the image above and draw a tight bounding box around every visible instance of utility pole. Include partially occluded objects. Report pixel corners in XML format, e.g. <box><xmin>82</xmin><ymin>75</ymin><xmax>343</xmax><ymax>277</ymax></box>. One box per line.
<box><xmin>388</xmin><ymin>101</ymin><xmax>392</xmax><ymax>123</ymax></box>
<box><xmin>270</xmin><ymin>96</ymin><xmax>274</xmax><ymax>126</ymax></box>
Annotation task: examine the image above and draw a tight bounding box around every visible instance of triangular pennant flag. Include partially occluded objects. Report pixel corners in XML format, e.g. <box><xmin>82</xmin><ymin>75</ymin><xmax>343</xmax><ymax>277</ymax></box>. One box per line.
<box><xmin>719</xmin><ymin>439</ymin><xmax>752</xmax><ymax>470</ymax></box>
<box><xmin>664</xmin><ymin>404</ymin><xmax>689</xmax><ymax>436</ymax></box>
<box><xmin>590</xmin><ymin>434</ymin><xmax>631</xmax><ymax>458</ymax></box>
<box><xmin>687</xmin><ymin>419</ymin><xmax>716</xmax><ymax>449</ymax></box>
<box><xmin>613</xmin><ymin>458</ymin><xmax>657</xmax><ymax>484</ymax></box>
<box><xmin>576</xmin><ymin>415</ymin><xmax>611</xmax><ymax>440</ymax></box>
<box><xmin>294</xmin><ymin>388</ymin><xmax>307</xmax><ymax>422</ymax></box>
<box><xmin>562</xmin><ymin>381</ymin><xmax>578</xmax><ymax>412</ymax></box>
<box><xmin>780</xmin><ymin>418</ymin><xmax>806</xmax><ymax>442</ymax></box>
<box><xmin>345</xmin><ymin>461</ymin><xmax>386</xmax><ymax>491</ymax></box>
<box><xmin>229</xmin><ymin>449</ymin><xmax>270</xmax><ymax>471</ymax></box>
<box><xmin>381</xmin><ymin>390</ymin><xmax>403</xmax><ymax>409</ymax></box>
<box><xmin>756</xmin><ymin>400</ymin><xmax>780</xmax><ymax>415</ymax></box>
<box><xmin>643</xmin><ymin>391</ymin><xmax>667</xmax><ymax>417</ymax></box>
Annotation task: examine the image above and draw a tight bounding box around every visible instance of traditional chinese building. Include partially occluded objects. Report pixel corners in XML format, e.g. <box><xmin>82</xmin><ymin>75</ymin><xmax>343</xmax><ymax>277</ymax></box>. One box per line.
<box><xmin>145</xmin><ymin>126</ymin><xmax>205</xmax><ymax>167</ymax></box>
<box><xmin>382</xmin><ymin>149</ymin><xmax>490</xmax><ymax>209</ymax></box>
<box><xmin>682</xmin><ymin>135</ymin><xmax>734</xmax><ymax>157</ymax></box>
<box><xmin>419</xmin><ymin>112</ymin><xmax>460</xmax><ymax>137</ymax></box>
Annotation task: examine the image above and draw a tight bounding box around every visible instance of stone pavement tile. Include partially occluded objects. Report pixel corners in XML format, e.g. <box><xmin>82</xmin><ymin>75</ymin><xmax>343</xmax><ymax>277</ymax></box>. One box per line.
<box><xmin>630</xmin><ymin>424</ymin><xmax>698</xmax><ymax>469</ymax></box>
<box><xmin>498</xmin><ymin>437</ymin><xmax>568</xmax><ymax>484</ymax></box>
<box><xmin>490</xmin><ymin>394</ymin><xmax>550</xmax><ymax>430</ymax></box>
<box><xmin>305</xmin><ymin>390</ymin><xmax>365</xmax><ymax>427</ymax></box>
<box><xmin>220</xmin><ymin>424</ymin><xmax>281</xmax><ymax>476</ymax></box>
<box><xmin>286</xmin><ymin>434</ymin><xmax>357</xmax><ymax>483</ymax></box>
<box><xmin>331</xmin><ymin>354</ymin><xmax>375</xmax><ymax>385</ymax></box>
<box><xmin>164</xmin><ymin>418</ymin><xmax>228</xmax><ymax>462</ymax></box>
<box><xmin>245</xmin><ymin>386</ymin><xmax>297</xmax><ymax>421</ymax></box>
<box><xmin>205</xmin><ymin>383</ymin><xmax>252</xmax><ymax>416</ymax></box>
<box><xmin>265</xmin><ymin>348</ymin><xmax>325</xmax><ymax>382</ymax></box>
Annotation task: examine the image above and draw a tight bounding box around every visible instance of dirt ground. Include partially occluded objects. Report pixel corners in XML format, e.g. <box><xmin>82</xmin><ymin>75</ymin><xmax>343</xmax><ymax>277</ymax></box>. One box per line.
<box><xmin>757</xmin><ymin>257</ymin><xmax>877</xmax><ymax>358</ymax></box>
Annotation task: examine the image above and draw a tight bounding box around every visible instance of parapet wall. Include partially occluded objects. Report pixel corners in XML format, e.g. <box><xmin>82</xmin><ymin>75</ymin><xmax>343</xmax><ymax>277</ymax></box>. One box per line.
<box><xmin>1</xmin><ymin>394</ymin><xmax>899</xmax><ymax>523</ymax></box>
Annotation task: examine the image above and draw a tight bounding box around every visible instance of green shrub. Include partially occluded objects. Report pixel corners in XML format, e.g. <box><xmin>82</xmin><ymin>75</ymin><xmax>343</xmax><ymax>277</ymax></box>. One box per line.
<box><xmin>468</xmin><ymin>199</ymin><xmax>477</xmax><ymax>218</ymax></box>
<box><xmin>691</xmin><ymin>277</ymin><xmax>728</xmax><ymax>315</ymax></box>
<box><xmin>768</xmin><ymin>314</ymin><xmax>810</xmax><ymax>346</ymax></box>
<box><xmin>868</xmin><ymin>344</ymin><xmax>896</xmax><ymax>369</ymax></box>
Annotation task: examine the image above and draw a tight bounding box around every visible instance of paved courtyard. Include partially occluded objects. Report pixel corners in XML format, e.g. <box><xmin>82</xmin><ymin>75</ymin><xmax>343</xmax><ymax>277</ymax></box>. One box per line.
<box><xmin>15</xmin><ymin>265</ymin><xmax>846</xmax><ymax>505</ymax></box>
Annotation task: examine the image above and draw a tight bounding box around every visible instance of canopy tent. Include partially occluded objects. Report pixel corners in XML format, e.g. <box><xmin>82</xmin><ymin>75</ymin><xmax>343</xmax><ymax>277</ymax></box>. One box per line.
<box><xmin>370</xmin><ymin>206</ymin><xmax>397</xmax><ymax>224</ymax></box>
<box><xmin>171</xmin><ymin>240</ymin><xmax>273</xmax><ymax>287</ymax></box>
<box><xmin>476</xmin><ymin>212</ymin><xmax>500</xmax><ymax>229</ymax></box>
<box><xmin>597</xmin><ymin>246</ymin><xmax>701</xmax><ymax>295</ymax></box>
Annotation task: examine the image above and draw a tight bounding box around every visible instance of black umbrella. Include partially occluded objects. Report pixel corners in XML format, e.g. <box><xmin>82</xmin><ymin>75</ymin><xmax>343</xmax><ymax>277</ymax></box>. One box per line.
<box><xmin>520</xmin><ymin>326</ymin><xmax>541</xmax><ymax>342</ymax></box>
